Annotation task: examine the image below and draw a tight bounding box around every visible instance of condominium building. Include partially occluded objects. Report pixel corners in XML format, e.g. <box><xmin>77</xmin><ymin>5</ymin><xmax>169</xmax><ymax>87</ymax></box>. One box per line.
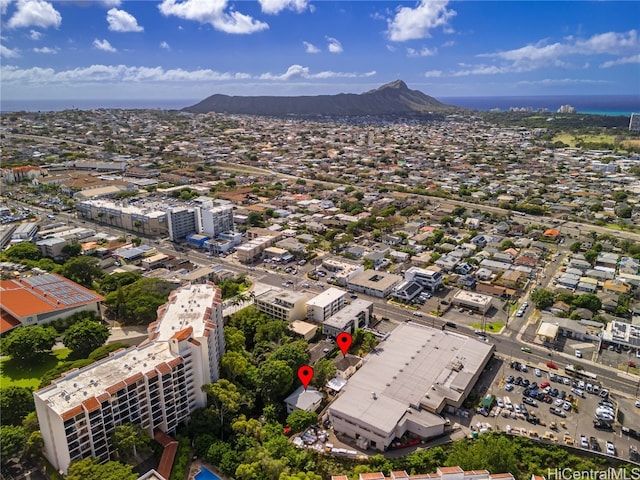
<box><xmin>306</xmin><ymin>287</ymin><xmax>347</xmax><ymax>323</ymax></box>
<box><xmin>322</xmin><ymin>299</ymin><xmax>373</xmax><ymax>337</ymax></box>
<box><xmin>200</xmin><ymin>204</ymin><xmax>234</xmax><ymax>238</ymax></box>
<box><xmin>76</xmin><ymin>199</ymin><xmax>167</xmax><ymax>237</ymax></box>
<box><xmin>167</xmin><ymin>207</ymin><xmax>197</xmax><ymax>242</ymax></box>
<box><xmin>34</xmin><ymin>282</ymin><xmax>224</xmax><ymax>474</ymax></box>
<box><xmin>254</xmin><ymin>287</ymin><xmax>309</xmax><ymax>322</ymax></box>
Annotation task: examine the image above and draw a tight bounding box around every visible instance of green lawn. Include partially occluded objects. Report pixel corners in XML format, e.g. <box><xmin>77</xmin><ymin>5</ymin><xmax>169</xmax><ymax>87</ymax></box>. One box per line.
<box><xmin>0</xmin><ymin>348</ymin><xmax>70</xmax><ymax>389</ymax></box>
<box><xmin>470</xmin><ymin>322</ymin><xmax>505</xmax><ymax>333</ymax></box>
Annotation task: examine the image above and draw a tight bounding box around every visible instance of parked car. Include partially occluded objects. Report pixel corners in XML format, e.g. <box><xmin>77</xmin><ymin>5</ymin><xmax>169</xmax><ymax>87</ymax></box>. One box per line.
<box><xmin>580</xmin><ymin>435</ymin><xmax>589</xmax><ymax>449</ymax></box>
<box><xmin>606</xmin><ymin>441</ymin><xmax>616</xmax><ymax>456</ymax></box>
<box><xmin>521</xmin><ymin>346</ymin><xmax>531</xmax><ymax>353</ymax></box>
<box><xmin>575</xmin><ymin>350</ymin><xmax>583</xmax><ymax>358</ymax></box>
<box><xmin>590</xmin><ymin>436</ymin><xmax>601</xmax><ymax>451</ymax></box>
<box><xmin>534</xmin><ymin>368</ymin><xmax>541</xmax><ymax>377</ymax></box>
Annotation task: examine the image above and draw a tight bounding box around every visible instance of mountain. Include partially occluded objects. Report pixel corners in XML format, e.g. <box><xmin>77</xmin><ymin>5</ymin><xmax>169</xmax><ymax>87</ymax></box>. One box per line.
<box><xmin>182</xmin><ymin>80</ymin><xmax>456</xmax><ymax>116</ymax></box>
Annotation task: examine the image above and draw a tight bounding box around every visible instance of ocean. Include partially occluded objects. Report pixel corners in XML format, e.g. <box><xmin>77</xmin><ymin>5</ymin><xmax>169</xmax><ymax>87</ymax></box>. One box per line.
<box><xmin>1</xmin><ymin>95</ymin><xmax>638</xmax><ymax>117</ymax></box>
<box><xmin>438</xmin><ymin>95</ymin><xmax>639</xmax><ymax>117</ymax></box>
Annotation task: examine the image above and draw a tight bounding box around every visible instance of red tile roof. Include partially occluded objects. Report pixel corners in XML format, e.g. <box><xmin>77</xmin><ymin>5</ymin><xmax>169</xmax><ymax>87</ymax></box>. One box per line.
<box><xmin>81</xmin><ymin>397</ymin><xmax>101</xmax><ymax>413</ymax></box>
<box><xmin>171</xmin><ymin>326</ymin><xmax>193</xmax><ymax>342</ymax></box>
<box><xmin>0</xmin><ymin>274</ymin><xmax>103</xmax><ymax>320</ymax></box>
<box><xmin>154</xmin><ymin>429</ymin><xmax>178</xmax><ymax>480</ymax></box>
<box><xmin>0</xmin><ymin>310</ymin><xmax>21</xmax><ymax>334</ymax></box>
<box><xmin>60</xmin><ymin>405</ymin><xmax>83</xmax><ymax>421</ymax></box>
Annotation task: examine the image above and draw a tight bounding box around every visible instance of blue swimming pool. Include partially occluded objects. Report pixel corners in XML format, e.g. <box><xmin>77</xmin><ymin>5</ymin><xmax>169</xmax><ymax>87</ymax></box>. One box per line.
<box><xmin>195</xmin><ymin>466</ymin><xmax>222</xmax><ymax>480</ymax></box>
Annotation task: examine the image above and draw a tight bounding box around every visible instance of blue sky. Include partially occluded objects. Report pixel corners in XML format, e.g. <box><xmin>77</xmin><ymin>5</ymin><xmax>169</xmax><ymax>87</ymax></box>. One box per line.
<box><xmin>1</xmin><ymin>0</ymin><xmax>639</xmax><ymax>101</ymax></box>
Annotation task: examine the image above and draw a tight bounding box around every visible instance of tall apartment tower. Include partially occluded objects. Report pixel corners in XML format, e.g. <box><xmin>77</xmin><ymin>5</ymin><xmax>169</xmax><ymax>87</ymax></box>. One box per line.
<box><xmin>629</xmin><ymin>113</ymin><xmax>640</xmax><ymax>132</ymax></box>
<box><xmin>34</xmin><ymin>283</ymin><xmax>224</xmax><ymax>474</ymax></box>
<box><xmin>200</xmin><ymin>204</ymin><xmax>234</xmax><ymax>237</ymax></box>
<box><xmin>167</xmin><ymin>207</ymin><xmax>197</xmax><ymax>242</ymax></box>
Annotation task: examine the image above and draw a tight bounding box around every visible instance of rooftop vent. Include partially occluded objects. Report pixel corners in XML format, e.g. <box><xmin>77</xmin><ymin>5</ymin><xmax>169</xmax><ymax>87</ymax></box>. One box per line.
<box><xmin>371</xmin><ymin>392</ymin><xmax>377</xmax><ymax>400</ymax></box>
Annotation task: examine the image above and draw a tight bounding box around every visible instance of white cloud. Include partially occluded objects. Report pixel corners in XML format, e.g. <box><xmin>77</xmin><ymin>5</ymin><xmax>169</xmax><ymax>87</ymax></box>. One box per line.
<box><xmin>259</xmin><ymin>64</ymin><xmax>373</xmax><ymax>80</ymax></box>
<box><xmin>258</xmin><ymin>0</ymin><xmax>307</xmax><ymax>15</ymax></box>
<box><xmin>33</xmin><ymin>46</ymin><xmax>57</xmax><ymax>54</ymax></box>
<box><xmin>0</xmin><ymin>0</ymin><xmax>11</xmax><ymax>15</ymax></box>
<box><xmin>107</xmin><ymin>8</ymin><xmax>143</xmax><ymax>32</ymax></box>
<box><xmin>326</xmin><ymin>36</ymin><xmax>342</xmax><ymax>53</ymax></box>
<box><xmin>387</xmin><ymin>0</ymin><xmax>456</xmax><ymax>42</ymax></box>
<box><xmin>600</xmin><ymin>54</ymin><xmax>640</xmax><ymax>68</ymax></box>
<box><xmin>29</xmin><ymin>29</ymin><xmax>42</xmax><ymax>40</ymax></box>
<box><xmin>7</xmin><ymin>0</ymin><xmax>61</xmax><ymax>29</ymax></box>
<box><xmin>386</xmin><ymin>44</ymin><xmax>396</xmax><ymax>52</ymax></box>
<box><xmin>442</xmin><ymin>40</ymin><xmax>455</xmax><ymax>47</ymax></box>
<box><xmin>517</xmin><ymin>78</ymin><xmax>610</xmax><ymax>87</ymax></box>
<box><xmin>160</xmin><ymin>41</ymin><xmax>171</xmax><ymax>50</ymax></box>
<box><xmin>0</xmin><ymin>64</ymin><xmax>252</xmax><ymax>84</ymax></box>
<box><xmin>0</xmin><ymin>45</ymin><xmax>20</xmax><ymax>58</ymax></box>
<box><xmin>93</xmin><ymin>38</ymin><xmax>117</xmax><ymax>53</ymax></box>
<box><xmin>303</xmin><ymin>41</ymin><xmax>320</xmax><ymax>53</ymax></box>
<box><xmin>100</xmin><ymin>0</ymin><xmax>121</xmax><ymax>6</ymax></box>
<box><xmin>482</xmin><ymin>30</ymin><xmax>638</xmax><ymax>66</ymax></box>
<box><xmin>407</xmin><ymin>46</ymin><xmax>436</xmax><ymax>57</ymax></box>
<box><xmin>0</xmin><ymin>63</ymin><xmax>377</xmax><ymax>88</ymax></box>
<box><xmin>424</xmin><ymin>70</ymin><xmax>442</xmax><ymax>78</ymax></box>
<box><xmin>158</xmin><ymin>0</ymin><xmax>268</xmax><ymax>35</ymax></box>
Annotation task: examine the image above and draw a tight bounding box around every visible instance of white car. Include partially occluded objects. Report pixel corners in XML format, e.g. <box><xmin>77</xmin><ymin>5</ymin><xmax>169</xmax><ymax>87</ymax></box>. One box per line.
<box><xmin>606</xmin><ymin>441</ymin><xmax>616</xmax><ymax>456</ymax></box>
<box><xmin>562</xmin><ymin>401</ymin><xmax>572</xmax><ymax>411</ymax></box>
<box><xmin>580</xmin><ymin>435</ymin><xmax>588</xmax><ymax>448</ymax></box>
<box><xmin>554</xmin><ymin>398</ymin><xmax>564</xmax><ymax>407</ymax></box>
<box><xmin>412</xmin><ymin>311</ymin><xmax>423</xmax><ymax>317</ymax></box>
<box><xmin>534</xmin><ymin>368</ymin><xmax>541</xmax><ymax>377</ymax></box>
<box><xmin>575</xmin><ymin>350</ymin><xmax>583</xmax><ymax>358</ymax></box>
<box><xmin>635</xmin><ymin>400</ymin><xmax>640</xmax><ymax>408</ymax></box>
<box><xmin>497</xmin><ymin>398</ymin><xmax>505</xmax><ymax>408</ymax></box>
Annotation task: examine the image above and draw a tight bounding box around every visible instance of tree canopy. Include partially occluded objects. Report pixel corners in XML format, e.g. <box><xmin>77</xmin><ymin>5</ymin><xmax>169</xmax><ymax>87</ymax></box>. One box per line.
<box><xmin>0</xmin><ymin>386</ymin><xmax>35</xmax><ymax>426</ymax></box>
<box><xmin>111</xmin><ymin>423</ymin><xmax>152</xmax><ymax>463</ymax></box>
<box><xmin>530</xmin><ymin>288</ymin><xmax>555</xmax><ymax>309</ymax></box>
<box><xmin>0</xmin><ymin>425</ymin><xmax>26</xmax><ymax>464</ymax></box>
<box><xmin>0</xmin><ymin>325</ymin><xmax>57</xmax><ymax>362</ymax></box>
<box><xmin>1</xmin><ymin>242</ymin><xmax>41</xmax><ymax>262</ymax></box>
<box><xmin>60</xmin><ymin>256</ymin><xmax>104</xmax><ymax>288</ymax></box>
<box><xmin>63</xmin><ymin>319</ymin><xmax>110</xmax><ymax>359</ymax></box>
<box><xmin>66</xmin><ymin>458</ymin><xmax>137</xmax><ymax>480</ymax></box>
<box><xmin>104</xmin><ymin>278</ymin><xmax>173</xmax><ymax>324</ymax></box>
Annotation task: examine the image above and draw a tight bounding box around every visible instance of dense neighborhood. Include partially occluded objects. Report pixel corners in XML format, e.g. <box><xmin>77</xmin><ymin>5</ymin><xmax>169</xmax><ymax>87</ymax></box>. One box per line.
<box><xmin>0</xmin><ymin>108</ymin><xmax>639</xmax><ymax>480</ymax></box>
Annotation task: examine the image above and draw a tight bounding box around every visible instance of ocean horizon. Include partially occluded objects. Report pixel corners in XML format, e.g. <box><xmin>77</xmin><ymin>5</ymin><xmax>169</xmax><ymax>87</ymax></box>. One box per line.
<box><xmin>1</xmin><ymin>94</ymin><xmax>638</xmax><ymax>117</ymax></box>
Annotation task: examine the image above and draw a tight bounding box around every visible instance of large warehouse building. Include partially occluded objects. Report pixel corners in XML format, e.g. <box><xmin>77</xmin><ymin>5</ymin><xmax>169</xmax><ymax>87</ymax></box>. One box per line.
<box><xmin>328</xmin><ymin>322</ymin><xmax>494</xmax><ymax>451</ymax></box>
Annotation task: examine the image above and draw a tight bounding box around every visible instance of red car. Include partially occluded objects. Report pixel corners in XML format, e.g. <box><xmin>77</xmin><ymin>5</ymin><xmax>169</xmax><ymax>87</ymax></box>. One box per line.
<box><xmin>546</xmin><ymin>362</ymin><xmax>558</xmax><ymax>370</ymax></box>
<box><xmin>540</xmin><ymin>381</ymin><xmax>550</xmax><ymax>389</ymax></box>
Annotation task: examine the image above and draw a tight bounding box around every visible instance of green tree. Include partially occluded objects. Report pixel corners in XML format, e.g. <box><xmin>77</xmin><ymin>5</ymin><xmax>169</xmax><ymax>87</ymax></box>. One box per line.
<box><xmin>224</xmin><ymin>326</ymin><xmax>247</xmax><ymax>353</ymax></box>
<box><xmin>531</xmin><ymin>288</ymin><xmax>555</xmax><ymax>309</ymax></box>
<box><xmin>569</xmin><ymin>241</ymin><xmax>582</xmax><ymax>253</ymax></box>
<box><xmin>60</xmin><ymin>256</ymin><xmax>104</xmax><ymax>288</ymax></box>
<box><xmin>2</xmin><ymin>242</ymin><xmax>41</xmax><ymax>262</ymax></box>
<box><xmin>221</xmin><ymin>351</ymin><xmax>250</xmax><ymax>382</ymax></box>
<box><xmin>500</xmin><ymin>240</ymin><xmax>516</xmax><ymax>251</ymax></box>
<box><xmin>203</xmin><ymin>379</ymin><xmax>243</xmax><ymax>439</ymax></box>
<box><xmin>63</xmin><ymin>319</ymin><xmax>110</xmax><ymax>359</ymax></box>
<box><xmin>205</xmin><ymin>439</ymin><xmax>234</xmax><ymax>466</ymax></box>
<box><xmin>1</xmin><ymin>326</ymin><xmax>57</xmax><ymax>362</ymax></box>
<box><xmin>279</xmin><ymin>473</ymin><xmax>322</xmax><ymax>480</ymax></box>
<box><xmin>270</xmin><ymin>340</ymin><xmax>310</xmax><ymax>372</ymax></box>
<box><xmin>66</xmin><ymin>458</ymin><xmax>137</xmax><ymax>480</ymax></box>
<box><xmin>311</xmin><ymin>358</ymin><xmax>336</xmax><ymax>388</ymax></box>
<box><xmin>0</xmin><ymin>425</ymin><xmax>26</xmax><ymax>463</ymax></box>
<box><xmin>21</xmin><ymin>412</ymin><xmax>40</xmax><ymax>435</ymax></box>
<box><xmin>111</xmin><ymin>423</ymin><xmax>152</xmax><ymax>463</ymax></box>
<box><xmin>286</xmin><ymin>410</ymin><xmax>318</xmax><ymax>432</ymax></box>
<box><xmin>61</xmin><ymin>243</ymin><xmax>82</xmax><ymax>258</ymax></box>
<box><xmin>0</xmin><ymin>386</ymin><xmax>35</xmax><ymax>426</ymax></box>
<box><xmin>23</xmin><ymin>430</ymin><xmax>44</xmax><ymax>462</ymax></box>
<box><xmin>99</xmin><ymin>272</ymin><xmax>142</xmax><ymax>295</ymax></box>
<box><xmin>572</xmin><ymin>293</ymin><xmax>602</xmax><ymax>313</ymax></box>
<box><xmin>247</xmin><ymin>211</ymin><xmax>265</xmax><ymax>227</ymax></box>
<box><xmin>103</xmin><ymin>278</ymin><xmax>173</xmax><ymax>324</ymax></box>
<box><xmin>257</xmin><ymin>359</ymin><xmax>294</xmax><ymax>403</ymax></box>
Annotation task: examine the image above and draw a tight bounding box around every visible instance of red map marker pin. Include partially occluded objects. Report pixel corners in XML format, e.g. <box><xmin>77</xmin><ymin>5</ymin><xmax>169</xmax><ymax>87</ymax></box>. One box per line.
<box><xmin>297</xmin><ymin>365</ymin><xmax>314</xmax><ymax>390</ymax></box>
<box><xmin>336</xmin><ymin>332</ymin><xmax>352</xmax><ymax>357</ymax></box>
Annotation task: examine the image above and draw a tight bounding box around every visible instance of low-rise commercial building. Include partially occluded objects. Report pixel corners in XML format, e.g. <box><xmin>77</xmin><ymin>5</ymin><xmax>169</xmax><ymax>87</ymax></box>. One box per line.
<box><xmin>306</xmin><ymin>287</ymin><xmax>347</xmax><ymax>323</ymax></box>
<box><xmin>328</xmin><ymin>322</ymin><xmax>494</xmax><ymax>451</ymax></box>
<box><xmin>404</xmin><ymin>266</ymin><xmax>443</xmax><ymax>292</ymax></box>
<box><xmin>451</xmin><ymin>290</ymin><xmax>493</xmax><ymax>314</ymax></box>
<box><xmin>347</xmin><ymin>271</ymin><xmax>402</xmax><ymax>298</ymax></box>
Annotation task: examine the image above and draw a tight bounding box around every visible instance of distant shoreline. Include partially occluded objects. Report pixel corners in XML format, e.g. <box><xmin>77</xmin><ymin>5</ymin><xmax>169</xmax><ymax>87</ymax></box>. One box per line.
<box><xmin>1</xmin><ymin>95</ymin><xmax>638</xmax><ymax>117</ymax></box>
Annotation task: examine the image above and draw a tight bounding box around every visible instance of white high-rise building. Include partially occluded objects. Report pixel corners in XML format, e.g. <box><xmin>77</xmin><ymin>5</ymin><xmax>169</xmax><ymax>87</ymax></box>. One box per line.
<box><xmin>200</xmin><ymin>204</ymin><xmax>234</xmax><ymax>237</ymax></box>
<box><xmin>34</xmin><ymin>283</ymin><xmax>225</xmax><ymax>474</ymax></box>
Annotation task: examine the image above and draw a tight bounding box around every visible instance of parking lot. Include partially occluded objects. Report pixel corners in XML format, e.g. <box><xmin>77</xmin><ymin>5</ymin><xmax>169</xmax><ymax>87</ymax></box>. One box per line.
<box><xmin>453</xmin><ymin>356</ymin><xmax>640</xmax><ymax>462</ymax></box>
